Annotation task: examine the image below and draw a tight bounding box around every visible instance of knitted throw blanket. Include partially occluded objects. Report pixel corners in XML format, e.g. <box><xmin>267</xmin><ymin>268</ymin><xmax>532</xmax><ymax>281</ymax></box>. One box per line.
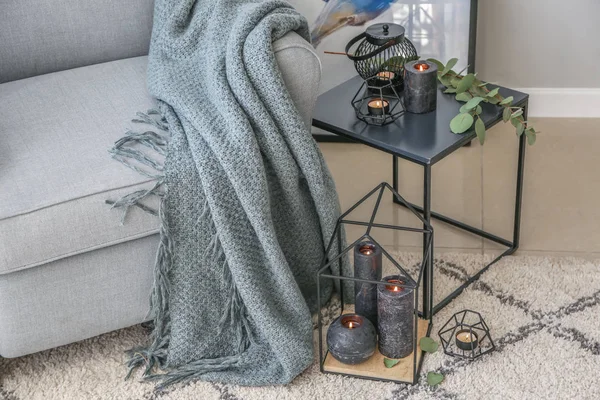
<box><xmin>108</xmin><ymin>0</ymin><xmax>346</xmax><ymax>388</ymax></box>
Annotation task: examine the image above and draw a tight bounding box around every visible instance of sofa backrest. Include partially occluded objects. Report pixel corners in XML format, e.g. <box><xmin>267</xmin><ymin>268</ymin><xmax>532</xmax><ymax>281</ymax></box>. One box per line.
<box><xmin>0</xmin><ymin>0</ymin><xmax>154</xmax><ymax>84</ymax></box>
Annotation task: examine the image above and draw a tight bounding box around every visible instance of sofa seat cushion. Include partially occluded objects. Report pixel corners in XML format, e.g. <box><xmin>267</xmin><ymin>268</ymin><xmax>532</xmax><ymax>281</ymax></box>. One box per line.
<box><xmin>0</xmin><ymin>56</ymin><xmax>161</xmax><ymax>274</ymax></box>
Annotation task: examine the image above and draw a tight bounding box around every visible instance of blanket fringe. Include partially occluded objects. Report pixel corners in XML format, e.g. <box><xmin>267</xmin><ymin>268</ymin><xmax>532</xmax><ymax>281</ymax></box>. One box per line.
<box><xmin>111</xmin><ymin>109</ymin><xmax>250</xmax><ymax>386</ymax></box>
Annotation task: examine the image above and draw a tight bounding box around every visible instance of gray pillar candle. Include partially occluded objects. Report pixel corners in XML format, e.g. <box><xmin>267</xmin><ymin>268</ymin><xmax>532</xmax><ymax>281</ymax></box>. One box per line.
<box><xmin>377</xmin><ymin>275</ymin><xmax>415</xmax><ymax>359</ymax></box>
<box><xmin>354</xmin><ymin>242</ymin><xmax>382</xmax><ymax>328</ymax></box>
<box><xmin>404</xmin><ymin>60</ymin><xmax>438</xmax><ymax>114</ymax></box>
<box><xmin>327</xmin><ymin>314</ymin><xmax>377</xmax><ymax>365</ymax></box>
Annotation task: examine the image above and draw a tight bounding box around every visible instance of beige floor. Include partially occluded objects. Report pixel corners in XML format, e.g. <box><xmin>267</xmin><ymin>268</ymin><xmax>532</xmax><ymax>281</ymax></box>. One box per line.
<box><xmin>319</xmin><ymin>117</ymin><xmax>600</xmax><ymax>259</ymax></box>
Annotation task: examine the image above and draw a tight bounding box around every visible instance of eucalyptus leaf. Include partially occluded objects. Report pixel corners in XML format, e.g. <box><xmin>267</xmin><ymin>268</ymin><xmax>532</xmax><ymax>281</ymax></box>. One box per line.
<box><xmin>427</xmin><ymin>372</ymin><xmax>444</xmax><ymax>386</ymax></box>
<box><xmin>511</xmin><ymin>109</ymin><xmax>523</xmax><ymax>118</ymax></box>
<box><xmin>475</xmin><ymin>105</ymin><xmax>483</xmax><ymax>114</ymax></box>
<box><xmin>450</xmin><ymin>77</ymin><xmax>461</xmax><ymax>88</ymax></box>
<box><xmin>427</xmin><ymin>58</ymin><xmax>444</xmax><ymax>71</ymax></box>
<box><xmin>503</xmin><ymin>107</ymin><xmax>512</xmax><ymax>122</ymax></box>
<box><xmin>456</xmin><ymin>73</ymin><xmax>476</xmax><ymax>94</ymax></box>
<box><xmin>473</xmin><ymin>86</ymin><xmax>489</xmax><ymax>98</ymax></box>
<box><xmin>441</xmin><ymin>58</ymin><xmax>458</xmax><ymax>76</ymax></box>
<box><xmin>464</xmin><ymin>96</ymin><xmax>484</xmax><ymax>110</ymax></box>
<box><xmin>487</xmin><ymin>87</ymin><xmax>499</xmax><ymax>98</ymax></box>
<box><xmin>455</xmin><ymin>92</ymin><xmax>472</xmax><ymax>102</ymax></box>
<box><xmin>475</xmin><ymin>117</ymin><xmax>486</xmax><ymax>144</ymax></box>
<box><xmin>527</xmin><ymin>131</ymin><xmax>536</xmax><ymax>145</ymax></box>
<box><xmin>419</xmin><ymin>337</ymin><xmax>439</xmax><ymax>353</ymax></box>
<box><xmin>439</xmin><ymin>75</ymin><xmax>453</xmax><ymax>87</ymax></box>
<box><xmin>450</xmin><ymin>113</ymin><xmax>474</xmax><ymax>134</ymax></box>
<box><xmin>511</xmin><ymin>117</ymin><xmax>520</xmax><ymax>128</ymax></box>
<box><xmin>516</xmin><ymin>121</ymin><xmax>525</xmax><ymax>136</ymax></box>
<box><xmin>444</xmin><ymin>88</ymin><xmax>457</xmax><ymax>94</ymax></box>
<box><xmin>478</xmin><ymin>82</ymin><xmax>488</xmax><ymax>87</ymax></box>
<box><xmin>487</xmin><ymin>97</ymin><xmax>500</xmax><ymax>105</ymax></box>
<box><xmin>500</xmin><ymin>96</ymin><xmax>514</xmax><ymax>105</ymax></box>
<box><xmin>459</xmin><ymin>104</ymin><xmax>469</xmax><ymax>113</ymax></box>
<box><xmin>384</xmin><ymin>358</ymin><xmax>401</xmax><ymax>368</ymax></box>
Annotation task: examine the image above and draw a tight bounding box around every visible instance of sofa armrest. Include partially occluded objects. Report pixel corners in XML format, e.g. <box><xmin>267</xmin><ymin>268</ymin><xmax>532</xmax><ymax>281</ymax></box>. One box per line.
<box><xmin>274</xmin><ymin>32</ymin><xmax>322</xmax><ymax>130</ymax></box>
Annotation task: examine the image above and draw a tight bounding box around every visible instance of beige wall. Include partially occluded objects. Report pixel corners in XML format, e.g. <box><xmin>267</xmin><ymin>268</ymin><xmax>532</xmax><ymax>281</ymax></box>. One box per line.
<box><xmin>476</xmin><ymin>0</ymin><xmax>600</xmax><ymax>88</ymax></box>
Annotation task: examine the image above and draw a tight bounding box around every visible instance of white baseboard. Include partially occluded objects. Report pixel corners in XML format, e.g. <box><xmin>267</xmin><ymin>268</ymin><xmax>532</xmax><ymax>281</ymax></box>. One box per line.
<box><xmin>515</xmin><ymin>88</ymin><xmax>600</xmax><ymax>118</ymax></box>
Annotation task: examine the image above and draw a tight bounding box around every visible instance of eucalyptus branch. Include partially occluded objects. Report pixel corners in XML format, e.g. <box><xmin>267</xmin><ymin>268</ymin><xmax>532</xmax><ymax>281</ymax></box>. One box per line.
<box><xmin>427</xmin><ymin>58</ymin><xmax>538</xmax><ymax>145</ymax></box>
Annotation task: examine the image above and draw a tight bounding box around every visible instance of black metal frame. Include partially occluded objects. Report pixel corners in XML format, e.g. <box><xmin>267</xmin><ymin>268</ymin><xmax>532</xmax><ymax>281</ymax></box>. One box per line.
<box><xmin>391</xmin><ymin>100</ymin><xmax>528</xmax><ymax>317</ymax></box>
<box><xmin>350</xmin><ymin>75</ymin><xmax>405</xmax><ymax>126</ymax></box>
<box><xmin>438</xmin><ymin>309</ymin><xmax>495</xmax><ymax>360</ymax></box>
<box><xmin>317</xmin><ymin>182</ymin><xmax>433</xmax><ymax>385</ymax></box>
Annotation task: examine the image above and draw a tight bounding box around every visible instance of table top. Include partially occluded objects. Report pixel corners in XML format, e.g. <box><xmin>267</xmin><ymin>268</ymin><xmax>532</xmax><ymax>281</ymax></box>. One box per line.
<box><xmin>312</xmin><ymin>76</ymin><xmax>529</xmax><ymax>165</ymax></box>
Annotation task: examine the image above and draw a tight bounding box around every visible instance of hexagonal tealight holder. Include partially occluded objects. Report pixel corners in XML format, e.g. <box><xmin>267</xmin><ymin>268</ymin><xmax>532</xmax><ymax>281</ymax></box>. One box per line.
<box><xmin>438</xmin><ymin>310</ymin><xmax>495</xmax><ymax>360</ymax></box>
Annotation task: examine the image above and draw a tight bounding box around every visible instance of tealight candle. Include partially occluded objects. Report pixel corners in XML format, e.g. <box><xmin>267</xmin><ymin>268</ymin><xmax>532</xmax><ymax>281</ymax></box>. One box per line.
<box><xmin>326</xmin><ymin>314</ymin><xmax>377</xmax><ymax>365</ymax></box>
<box><xmin>403</xmin><ymin>60</ymin><xmax>438</xmax><ymax>114</ymax></box>
<box><xmin>455</xmin><ymin>328</ymin><xmax>479</xmax><ymax>351</ymax></box>
<box><xmin>376</xmin><ymin>71</ymin><xmax>396</xmax><ymax>81</ymax></box>
<box><xmin>367</xmin><ymin>99</ymin><xmax>390</xmax><ymax>116</ymax></box>
<box><xmin>354</xmin><ymin>242</ymin><xmax>382</xmax><ymax>329</ymax></box>
<box><xmin>377</xmin><ymin>275</ymin><xmax>415</xmax><ymax>359</ymax></box>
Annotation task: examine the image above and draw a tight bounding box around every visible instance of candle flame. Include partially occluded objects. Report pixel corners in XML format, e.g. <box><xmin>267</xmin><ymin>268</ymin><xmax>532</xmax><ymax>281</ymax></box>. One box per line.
<box><xmin>348</xmin><ymin>322</ymin><xmax>354</xmax><ymax>329</ymax></box>
<box><xmin>415</xmin><ymin>63</ymin><xmax>430</xmax><ymax>72</ymax></box>
<box><xmin>386</xmin><ymin>278</ymin><xmax>405</xmax><ymax>292</ymax></box>
<box><xmin>368</xmin><ymin>99</ymin><xmax>389</xmax><ymax>108</ymax></box>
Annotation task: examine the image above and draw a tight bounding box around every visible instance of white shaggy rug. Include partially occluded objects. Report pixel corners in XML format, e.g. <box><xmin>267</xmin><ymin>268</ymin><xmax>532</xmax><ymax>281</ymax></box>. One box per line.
<box><xmin>2</xmin><ymin>253</ymin><xmax>600</xmax><ymax>400</ymax></box>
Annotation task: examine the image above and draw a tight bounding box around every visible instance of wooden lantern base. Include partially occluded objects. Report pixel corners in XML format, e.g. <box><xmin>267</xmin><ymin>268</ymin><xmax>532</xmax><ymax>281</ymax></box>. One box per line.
<box><xmin>323</xmin><ymin>306</ymin><xmax>430</xmax><ymax>383</ymax></box>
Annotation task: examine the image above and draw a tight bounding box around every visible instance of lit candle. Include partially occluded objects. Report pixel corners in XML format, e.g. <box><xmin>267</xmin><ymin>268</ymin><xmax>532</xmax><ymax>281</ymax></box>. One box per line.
<box><xmin>376</xmin><ymin>71</ymin><xmax>396</xmax><ymax>81</ymax></box>
<box><xmin>455</xmin><ymin>328</ymin><xmax>479</xmax><ymax>351</ymax></box>
<box><xmin>354</xmin><ymin>242</ymin><xmax>382</xmax><ymax>329</ymax></box>
<box><xmin>343</xmin><ymin>316</ymin><xmax>361</xmax><ymax>329</ymax></box>
<box><xmin>377</xmin><ymin>275</ymin><xmax>415</xmax><ymax>359</ymax></box>
<box><xmin>404</xmin><ymin>60</ymin><xmax>438</xmax><ymax>114</ymax></box>
<box><xmin>367</xmin><ymin>99</ymin><xmax>390</xmax><ymax>116</ymax></box>
<box><xmin>326</xmin><ymin>314</ymin><xmax>377</xmax><ymax>365</ymax></box>
<box><xmin>414</xmin><ymin>62</ymin><xmax>430</xmax><ymax>72</ymax></box>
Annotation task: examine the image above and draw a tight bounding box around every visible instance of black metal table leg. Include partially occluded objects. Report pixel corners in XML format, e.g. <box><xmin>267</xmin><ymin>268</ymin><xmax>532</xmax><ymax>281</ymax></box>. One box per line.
<box><xmin>391</xmin><ymin>100</ymin><xmax>528</xmax><ymax>315</ymax></box>
<box><xmin>508</xmin><ymin>100</ymin><xmax>528</xmax><ymax>255</ymax></box>
<box><xmin>423</xmin><ymin>165</ymin><xmax>433</xmax><ymax>319</ymax></box>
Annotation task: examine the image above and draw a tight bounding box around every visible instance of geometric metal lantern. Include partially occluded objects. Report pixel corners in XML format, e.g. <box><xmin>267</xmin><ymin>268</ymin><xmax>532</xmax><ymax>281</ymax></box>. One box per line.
<box><xmin>346</xmin><ymin>23</ymin><xmax>418</xmax><ymax>94</ymax></box>
<box><xmin>438</xmin><ymin>310</ymin><xmax>495</xmax><ymax>360</ymax></box>
<box><xmin>351</xmin><ymin>76</ymin><xmax>405</xmax><ymax>126</ymax></box>
<box><xmin>316</xmin><ymin>182</ymin><xmax>433</xmax><ymax>384</ymax></box>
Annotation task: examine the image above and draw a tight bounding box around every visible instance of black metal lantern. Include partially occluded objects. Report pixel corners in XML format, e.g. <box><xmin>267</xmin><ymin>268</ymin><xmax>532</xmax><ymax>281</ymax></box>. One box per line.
<box><xmin>316</xmin><ymin>182</ymin><xmax>434</xmax><ymax>384</ymax></box>
<box><xmin>346</xmin><ymin>23</ymin><xmax>418</xmax><ymax>126</ymax></box>
<box><xmin>345</xmin><ymin>23</ymin><xmax>418</xmax><ymax>94</ymax></box>
<box><xmin>438</xmin><ymin>310</ymin><xmax>495</xmax><ymax>360</ymax></box>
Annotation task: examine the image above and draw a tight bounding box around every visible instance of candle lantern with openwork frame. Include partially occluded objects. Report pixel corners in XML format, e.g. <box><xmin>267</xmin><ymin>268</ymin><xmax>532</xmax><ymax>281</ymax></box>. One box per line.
<box><xmin>345</xmin><ymin>23</ymin><xmax>418</xmax><ymax>126</ymax></box>
<box><xmin>438</xmin><ymin>310</ymin><xmax>495</xmax><ymax>360</ymax></box>
<box><xmin>316</xmin><ymin>182</ymin><xmax>433</xmax><ymax>385</ymax></box>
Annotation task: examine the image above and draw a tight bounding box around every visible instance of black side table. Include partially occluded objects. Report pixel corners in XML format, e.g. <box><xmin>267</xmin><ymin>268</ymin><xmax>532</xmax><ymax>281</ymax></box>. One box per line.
<box><xmin>313</xmin><ymin>76</ymin><xmax>529</xmax><ymax>319</ymax></box>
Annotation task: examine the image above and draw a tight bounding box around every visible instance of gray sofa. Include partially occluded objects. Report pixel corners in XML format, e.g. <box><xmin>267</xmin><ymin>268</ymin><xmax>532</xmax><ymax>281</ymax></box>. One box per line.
<box><xmin>0</xmin><ymin>0</ymin><xmax>321</xmax><ymax>357</ymax></box>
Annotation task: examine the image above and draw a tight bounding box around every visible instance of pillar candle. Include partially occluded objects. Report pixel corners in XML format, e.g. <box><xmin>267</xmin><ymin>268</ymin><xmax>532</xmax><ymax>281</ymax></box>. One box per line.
<box><xmin>377</xmin><ymin>274</ymin><xmax>415</xmax><ymax>359</ymax></box>
<box><xmin>404</xmin><ymin>60</ymin><xmax>438</xmax><ymax>114</ymax></box>
<box><xmin>354</xmin><ymin>242</ymin><xmax>382</xmax><ymax>328</ymax></box>
<box><xmin>326</xmin><ymin>314</ymin><xmax>377</xmax><ymax>365</ymax></box>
